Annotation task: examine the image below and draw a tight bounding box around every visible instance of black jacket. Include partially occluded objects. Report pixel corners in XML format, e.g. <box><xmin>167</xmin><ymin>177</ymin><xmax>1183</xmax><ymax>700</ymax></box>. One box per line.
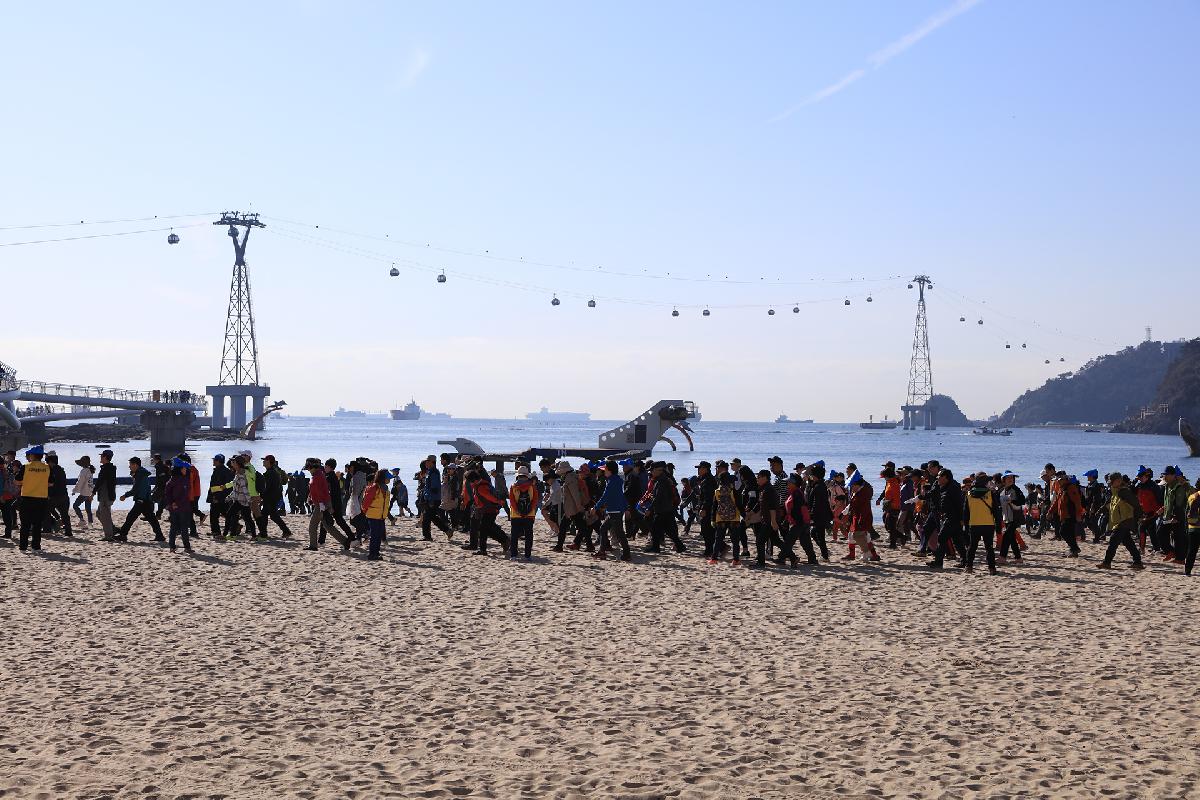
<box><xmin>806</xmin><ymin>479</ymin><xmax>832</xmax><ymax>525</ymax></box>
<box><xmin>694</xmin><ymin>473</ymin><xmax>717</xmax><ymax>517</ymax></box>
<box><xmin>48</xmin><ymin>464</ymin><xmax>68</xmax><ymax>498</ymax></box>
<box><xmin>934</xmin><ymin>482</ymin><xmax>963</xmax><ymax>524</ymax></box>
<box><xmin>260</xmin><ymin>467</ymin><xmax>284</xmax><ymax>506</ymax></box>
<box><xmin>95</xmin><ymin>462</ymin><xmax>118</xmax><ymax>503</ymax></box>
<box><xmin>209</xmin><ymin>464</ymin><xmax>234</xmax><ymax>502</ymax></box>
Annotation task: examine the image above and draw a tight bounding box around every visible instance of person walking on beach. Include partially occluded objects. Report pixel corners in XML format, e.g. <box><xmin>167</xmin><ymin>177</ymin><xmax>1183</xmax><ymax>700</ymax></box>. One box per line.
<box><xmin>1160</xmin><ymin>465</ymin><xmax>1188</xmax><ymax>563</ymax></box>
<box><xmin>71</xmin><ymin>455</ymin><xmax>95</xmax><ymax>529</ymax></box>
<box><xmin>164</xmin><ymin>458</ymin><xmax>193</xmax><ymax>553</ymax></box>
<box><xmin>256</xmin><ymin>455</ymin><xmax>292</xmax><ymax>539</ymax></box>
<box><xmin>469</xmin><ymin>469</ymin><xmax>508</xmax><ymax>556</ymax></box>
<box><xmin>508</xmin><ymin>466</ymin><xmax>541</xmax><ymax>560</ymax></box>
<box><xmin>842</xmin><ymin>471</ymin><xmax>879</xmax><ymax>563</ymax></box>
<box><xmin>1134</xmin><ymin>466</ymin><xmax>1162</xmax><ymax>554</ymax></box>
<box><xmin>117</xmin><ymin>456</ymin><xmax>163</xmax><ymax>542</ymax></box>
<box><xmin>419</xmin><ymin>455</ymin><xmax>450</xmax><ymax>540</ymax></box>
<box><xmin>710</xmin><ymin>472</ymin><xmax>742</xmax><ymax>564</ymax></box>
<box><xmin>647</xmin><ymin>461</ymin><xmax>685</xmax><ymax>554</ymax></box>
<box><xmin>220</xmin><ymin>455</ymin><xmax>257</xmax><ymax>540</ymax></box>
<box><xmin>207</xmin><ymin>454</ymin><xmax>233</xmax><ymax>539</ymax></box>
<box><xmin>746</xmin><ymin>469</ymin><xmax>795</xmax><ymax>569</ymax></box>
<box><xmin>94</xmin><ymin>449</ymin><xmax>117</xmax><ymax>540</ymax></box>
<box><xmin>1053</xmin><ymin>473</ymin><xmax>1084</xmax><ymax>557</ymax></box>
<box><xmin>963</xmin><ymin>471</ymin><xmax>1000</xmax><ymax>575</ymax></box>
<box><xmin>1</xmin><ymin>450</ymin><xmax>20</xmax><ymax>538</ymax></box>
<box><xmin>1099</xmin><ymin>473</ymin><xmax>1144</xmax><ymax>570</ymax></box>
<box><xmin>997</xmin><ymin>471</ymin><xmax>1026</xmax><ymax>564</ymax></box>
<box><xmin>18</xmin><ymin>445</ymin><xmax>50</xmax><ymax>551</ymax></box>
<box><xmin>362</xmin><ymin>469</ymin><xmax>390</xmax><ymax>561</ymax></box>
<box><xmin>927</xmin><ymin>469</ymin><xmax>964</xmax><ymax>570</ymax></box>
<box><xmin>1184</xmin><ymin>478</ymin><xmax>1200</xmax><ymax>576</ymax></box>
<box><xmin>324</xmin><ymin>459</ymin><xmax>357</xmax><ymax>541</ymax></box>
<box><xmin>303</xmin><ymin>457</ymin><xmax>348</xmax><ymax>551</ymax></box>
<box><xmin>785</xmin><ymin>473</ymin><xmax>819</xmax><ymax>565</ymax></box>
<box><xmin>805</xmin><ymin>463</ymin><xmax>832</xmax><ymax>561</ymax></box>
<box><xmin>552</xmin><ymin>461</ymin><xmax>588</xmax><ymax>552</ymax></box>
<box><xmin>177</xmin><ymin>453</ymin><xmax>205</xmax><ymax>540</ymax></box>
<box><xmin>592</xmin><ymin>460</ymin><xmax>630</xmax><ymax>561</ymax></box>
<box><xmin>150</xmin><ymin>453</ymin><xmax>169</xmax><ymax>520</ymax></box>
<box><xmin>45</xmin><ymin>452</ymin><xmax>71</xmax><ymax>537</ymax></box>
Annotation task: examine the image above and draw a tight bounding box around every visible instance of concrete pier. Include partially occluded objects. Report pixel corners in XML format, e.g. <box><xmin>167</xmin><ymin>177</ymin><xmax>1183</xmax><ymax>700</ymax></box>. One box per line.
<box><xmin>206</xmin><ymin>384</ymin><xmax>270</xmax><ymax>432</ymax></box>
<box><xmin>140</xmin><ymin>410</ymin><xmax>197</xmax><ymax>457</ymax></box>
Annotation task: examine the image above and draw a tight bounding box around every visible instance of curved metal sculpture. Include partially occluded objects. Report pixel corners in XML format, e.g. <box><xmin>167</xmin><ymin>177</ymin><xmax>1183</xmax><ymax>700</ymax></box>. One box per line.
<box><xmin>242</xmin><ymin>400</ymin><xmax>287</xmax><ymax>441</ymax></box>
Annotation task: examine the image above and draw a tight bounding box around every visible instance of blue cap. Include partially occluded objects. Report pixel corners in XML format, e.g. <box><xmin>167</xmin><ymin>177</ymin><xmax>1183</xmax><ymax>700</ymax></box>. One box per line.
<box><xmin>1002</xmin><ymin>470</ymin><xmax>1019</xmax><ymax>478</ymax></box>
<box><xmin>1083</xmin><ymin>469</ymin><xmax>1099</xmax><ymax>479</ymax></box>
<box><xmin>1137</xmin><ymin>464</ymin><xmax>1151</xmax><ymax>476</ymax></box>
<box><xmin>25</xmin><ymin>445</ymin><xmax>44</xmax><ymax>456</ymax></box>
<box><xmin>213</xmin><ymin>453</ymin><xmax>226</xmax><ymax>462</ymax></box>
<box><xmin>848</xmin><ymin>471</ymin><xmax>863</xmax><ymax>486</ymax></box>
<box><xmin>1069</xmin><ymin>475</ymin><xmax>1079</xmax><ymax>485</ymax></box>
<box><xmin>172</xmin><ymin>457</ymin><xmax>189</xmax><ymax>469</ymax></box>
<box><xmin>829</xmin><ymin>470</ymin><xmax>840</xmax><ymax>479</ymax></box>
<box><xmin>813</xmin><ymin>460</ymin><xmax>825</xmax><ymax>468</ymax></box>
<box><xmin>618</xmin><ymin>458</ymin><xmax>633</xmax><ymax>467</ymax></box>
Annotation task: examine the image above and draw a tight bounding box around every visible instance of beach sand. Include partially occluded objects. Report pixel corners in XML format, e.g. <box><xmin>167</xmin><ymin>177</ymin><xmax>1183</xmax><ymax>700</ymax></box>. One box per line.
<box><xmin>1</xmin><ymin>514</ymin><xmax>1197</xmax><ymax>799</ymax></box>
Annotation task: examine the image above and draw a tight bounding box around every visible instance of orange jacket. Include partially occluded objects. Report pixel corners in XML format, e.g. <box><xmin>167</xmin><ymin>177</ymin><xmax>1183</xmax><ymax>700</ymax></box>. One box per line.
<box><xmin>1054</xmin><ymin>479</ymin><xmax>1084</xmax><ymax>521</ymax></box>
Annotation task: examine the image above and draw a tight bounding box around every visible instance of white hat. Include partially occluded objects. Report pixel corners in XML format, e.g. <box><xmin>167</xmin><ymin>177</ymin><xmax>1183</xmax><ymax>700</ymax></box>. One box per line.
<box><xmin>516</xmin><ymin>466</ymin><xmax>531</xmax><ymax>478</ymax></box>
<box><xmin>239</xmin><ymin>449</ymin><xmax>252</xmax><ymax>458</ymax></box>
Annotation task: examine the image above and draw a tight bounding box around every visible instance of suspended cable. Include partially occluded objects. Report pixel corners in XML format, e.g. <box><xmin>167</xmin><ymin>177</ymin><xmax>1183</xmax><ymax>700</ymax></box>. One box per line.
<box><xmin>259</xmin><ymin>213</ymin><xmax>908</xmax><ymax>288</ymax></box>
<box><xmin>936</xmin><ymin>285</ymin><xmax>1122</xmax><ymax>350</ymax></box>
<box><xmin>264</xmin><ymin>226</ymin><xmax>896</xmax><ymax>310</ymax></box>
<box><xmin>0</xmin><ymin>212</ymin><xmax>218</xmax><ymax>233</ymax></box>
<box><xmin>0</xmin><ymin>222</ymin><xmax>208</xmax><ymax>248</ymax></box>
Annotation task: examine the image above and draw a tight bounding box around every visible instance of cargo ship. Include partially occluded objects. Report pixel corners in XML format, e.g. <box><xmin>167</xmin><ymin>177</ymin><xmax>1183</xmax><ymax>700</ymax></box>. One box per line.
<box><xmin>390</xmin><ymin>400</ymin><xmax>422</xmax><ymax>420</ymax></box>
<box><xmin>525</xmin><ymin>406</ymin><xmax>591</xmax><ymax>422</ymax></box>
<box><xmin>859</xmin><ymin>415</ymin><xmax>899</xmax><ymax>430</ymax></box>
<box><xmin>333</xmin><ymin>407</ymin><xmax>366</xmax><ymax>418</ymax></box>
<box><xmin>775</xmin><ymin>414</ymin><xmax>813</xmax><ymax>424</ymax></box>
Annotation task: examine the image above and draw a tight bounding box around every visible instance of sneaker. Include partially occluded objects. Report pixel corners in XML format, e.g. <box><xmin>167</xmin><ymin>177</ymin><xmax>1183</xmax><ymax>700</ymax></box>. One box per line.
<box><xmin>1129</xmin><ymin>562</ymin><xmax>1146</xmax><ymax>570</ymax></box>
<box><xmin>840</xmin><ymin>553</ymin><xmax>856</xmax><ymax>561</ymax></box>
<box><xmin>550</xmin><ymin>545</ymin><xmax>564</xmax><ymax>552</ymax></box>
<box><xmin>964</xmin><ymin>564</ymin><xmax>974</xmax><ymax>573</ymax></box>
<box><xmin>748</xmin><ymin>563</ymin><xmax>766</xmax><ymax>570</ymax></box>
<box><xmin>731</xmin><ymin>558</ymin><xmax>740</xmax><ymax>566</ymax></box>
<box><xmin>304</xmin><ymin>546</ymin><xmax>318</xmax><ymax>551</ymax></box>
<box><xmin>926</xmin><ymin>561</ymin><xmax>943</xmax><ymax>570</ymax></box>
<box><xmin>566</xmin><ymin>543</ymin><xmax>580</xmax><ymax>551</ymax></box>
<box><xmin>1098</xmin><ymin>562</ymin><xmax>1112</xmax><ymax>569</ymax></box>
<box><xmin>869</xmin><ymin>553</ymin><xmax>881</xmax><ymax>562</ymax></box>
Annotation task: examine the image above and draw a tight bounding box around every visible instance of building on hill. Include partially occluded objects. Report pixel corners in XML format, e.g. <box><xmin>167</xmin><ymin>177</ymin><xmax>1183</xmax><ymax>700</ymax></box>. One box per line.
<box><xmin>1111</xmin><ymin>338</ymin><xmax>1200</xmax><ymax>435</ymax></box>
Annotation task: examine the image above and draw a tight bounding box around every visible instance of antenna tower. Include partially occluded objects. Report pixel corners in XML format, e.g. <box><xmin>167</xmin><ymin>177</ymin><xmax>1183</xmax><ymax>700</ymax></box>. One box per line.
<box><xmin>215</xmin><ymin>211</ymin><xmax>264</xmax><ymax>385</ymax></box>
<box><xmin>903</xmin><ymin>275</ymin><xmax>936</xmax><ymax>430</ymax></box>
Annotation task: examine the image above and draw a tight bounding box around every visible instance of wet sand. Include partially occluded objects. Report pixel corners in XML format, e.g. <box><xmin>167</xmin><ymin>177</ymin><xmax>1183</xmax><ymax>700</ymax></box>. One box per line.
<box><xmin>1</xmin><ymin>514</ymin><xmax>1197</xmax><ymax>799</ymax></box>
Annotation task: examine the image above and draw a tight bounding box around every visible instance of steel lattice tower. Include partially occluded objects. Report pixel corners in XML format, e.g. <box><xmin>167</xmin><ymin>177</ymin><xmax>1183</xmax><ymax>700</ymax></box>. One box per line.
<box><xmin>206</xmin><ymin>212</ymin><xmax>270</xmax><ymax>431</ymax></box>
<box><xmin>903</xmin><ymin>275</ymin><xmax>936</xmax><ymax>429</ymax></box>
<box><xmin>215</xmin><ymin>212</ymin><xmax>264</xmax><ymax>385</ymax></box>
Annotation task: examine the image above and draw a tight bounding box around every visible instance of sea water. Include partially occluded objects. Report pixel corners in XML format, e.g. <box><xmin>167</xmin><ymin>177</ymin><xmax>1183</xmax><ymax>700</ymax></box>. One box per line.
<box><xmin>38</xmin><ymin>416</ymin><xmax>1193</xmax><ymax>509</ymax></box>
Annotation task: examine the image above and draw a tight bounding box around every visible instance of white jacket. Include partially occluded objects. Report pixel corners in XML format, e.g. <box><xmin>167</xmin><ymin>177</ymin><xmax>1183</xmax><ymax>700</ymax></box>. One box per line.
<box><xmin>73</xmin><ymin>467</ymin><xmax>94</xmax><ymax>497</ymax></box>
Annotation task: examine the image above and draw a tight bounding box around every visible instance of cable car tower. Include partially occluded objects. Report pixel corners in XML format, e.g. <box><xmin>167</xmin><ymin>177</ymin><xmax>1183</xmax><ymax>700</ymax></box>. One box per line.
<box><xmin>206</xmin><ymin>211</ymin><xmax>270</xmax><ymax>431</ymax></box>
<box><xmin>902</xmin><ymin>274</ymin><xmax>936</xmax><ymax>430</ymax></box>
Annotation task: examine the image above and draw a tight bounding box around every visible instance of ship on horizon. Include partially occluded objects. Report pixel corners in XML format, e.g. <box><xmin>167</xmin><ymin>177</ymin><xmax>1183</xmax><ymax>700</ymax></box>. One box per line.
<box><xmin>526</xmin><ymin>406</ymin><xmax>591</xmax><ymax>422</ymax></box>
<box><xmin>389</xmin><ymin>399</ymin><xmax>452</xmax><ymax>420</ymax></box>
<box><xmin>775</xmin><ymin>414</ymin><xmax>814</xmax><ymax>424</ymax></box>
<box><xmin>859</xmin><ymin>414</ymin><xmax>899</xmax><ymax>430</ymax></box>
<box><xmin>333</xmin><ymin>407</ymin><xmax>366</xmax><ymax>418</ymax></box>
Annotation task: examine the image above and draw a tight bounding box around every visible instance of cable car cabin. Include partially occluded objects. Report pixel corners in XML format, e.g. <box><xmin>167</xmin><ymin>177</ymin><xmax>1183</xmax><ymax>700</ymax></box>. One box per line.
<box><xmin>587</xmin><ymin>299</ymin><xmax>596</xmax><ymax>308</ymax></box>
<box><xmin>671</xmin><ymin>308</ymin><xmax>680</xmax><ymax>317</ymax></box>
<box><xmin>437</xmin><ymin>271</ymin><xmax>447</xmax><ymax>283</ymax></box>
<box><xmin>767</xmin><ymin>309</ymin><xmax>775</xmax><ymax>316</ymax></box>
<box><xmin>389</xmin><ymin>267</ymin><xmax>400</xmax><ymax>277</ymax></box>
<box><xmin>167</xmin><ymin>233</ymin><xmax>179</xmax><ymax>245</ymax></box>
<box><xmin>551</xmin><ymin>295</ymin><xmax>560</xmax><ymax>306</ymax></box>
<box><xmin>702</xmin><ymin>308</ymin><xmax>710</xmax><ymax>316</ymax></box>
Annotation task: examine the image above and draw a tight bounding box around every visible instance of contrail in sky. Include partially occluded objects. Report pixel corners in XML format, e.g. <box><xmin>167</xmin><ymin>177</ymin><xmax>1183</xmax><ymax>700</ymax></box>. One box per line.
<box><xmin>769</xmin><ymin>0</ymin><xmax>983</xmax><ymax>122</ymax></box>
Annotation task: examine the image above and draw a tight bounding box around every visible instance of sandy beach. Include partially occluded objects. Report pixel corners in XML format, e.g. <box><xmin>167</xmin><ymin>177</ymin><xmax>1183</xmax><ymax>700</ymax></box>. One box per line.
<box><xmin>1</xmin><ymin>514</ymin><xmax>1197</xmax><ymax>799</ymax></box>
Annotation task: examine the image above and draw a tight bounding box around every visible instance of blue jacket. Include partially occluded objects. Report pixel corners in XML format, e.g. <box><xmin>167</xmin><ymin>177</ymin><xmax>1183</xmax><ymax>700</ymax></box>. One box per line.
<box><xmin>130</xmin><ymin>466</ymin><xmax>153</xmax><ymax>502</ymax></box>
<box><xmin>421</xmin><ymin>467</ymin><xmax>441</xmax><ymax>503</ymax></box>
<box><xmin>594</xmin><ymin>474</ymin><xmax>627</xmax><ymax>514</ymax></box>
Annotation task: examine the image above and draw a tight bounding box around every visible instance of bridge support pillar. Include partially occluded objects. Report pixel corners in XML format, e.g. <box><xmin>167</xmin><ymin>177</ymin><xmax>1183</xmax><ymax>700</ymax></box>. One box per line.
<box><xmin>210</xmin><ymin>392</ymin><xmax>227</xmax><ymax>429</ymax></box>
<box><xmin>251</xmin><ymin>395</ymin><xmax>266</xmax><ymax>431</ymax></box>
<box><xmin>207</xmin><ymin>385</ymin><xmax>269</xmax><ymax>434</ymax></box>
<box><xmin>140</xmin><ymin>410</ymin><xmax>196</xmax><ymax>458</ymax></box>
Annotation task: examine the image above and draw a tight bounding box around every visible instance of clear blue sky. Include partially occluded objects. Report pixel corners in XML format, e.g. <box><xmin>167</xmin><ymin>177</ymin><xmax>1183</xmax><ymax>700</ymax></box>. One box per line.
<box><xmin>3</xmin><ymin>1</ymin><xmax>1197</xmax><ymax>420</ymax></box>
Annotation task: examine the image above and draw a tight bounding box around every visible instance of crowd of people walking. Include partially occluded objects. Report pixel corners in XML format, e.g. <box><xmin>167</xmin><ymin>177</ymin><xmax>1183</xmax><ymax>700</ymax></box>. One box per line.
<box><xmin>4</xmin><ymin>444</ymin><xmax>1199</xmax><ymax>576</ymax></box>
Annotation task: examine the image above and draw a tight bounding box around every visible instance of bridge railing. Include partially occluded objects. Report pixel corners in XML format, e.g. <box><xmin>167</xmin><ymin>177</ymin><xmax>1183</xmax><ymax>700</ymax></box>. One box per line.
<box><xmin>15</xmin><ymin>381</ymin><xmax>208</xmax><ymax>411</ymax></box>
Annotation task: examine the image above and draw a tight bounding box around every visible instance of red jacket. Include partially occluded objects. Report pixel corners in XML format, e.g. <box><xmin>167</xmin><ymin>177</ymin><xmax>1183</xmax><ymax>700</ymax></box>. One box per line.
<box><xmin>472</xmin><ymin>478</ymin><xmax>503</xmax><ymax>511</ymax></box>
<box><xmin>188</xmin><ymin>464</ymin><xmax>202</xmax><ymax>501</ymax></box>
<box><xmin>848</xmin><ymin>482</ymin><xmax>874</xmax><ymax>531</ymax></box>
<box><xmin>308</xmin><ymin>470</ymin><xmax>331</xmax><ymax>505</ymax></box>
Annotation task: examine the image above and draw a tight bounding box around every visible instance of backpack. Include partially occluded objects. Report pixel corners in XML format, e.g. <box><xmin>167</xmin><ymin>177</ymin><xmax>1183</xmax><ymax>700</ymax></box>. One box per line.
<box><xmin>514</xmin><ymin>485</ymin><xmax>534</xmax><ymax>517</ymax></box>
<box><xmin>714</xmin><ymin>486</ymin><xmax>739</xmax><ymax>523</ymax></box>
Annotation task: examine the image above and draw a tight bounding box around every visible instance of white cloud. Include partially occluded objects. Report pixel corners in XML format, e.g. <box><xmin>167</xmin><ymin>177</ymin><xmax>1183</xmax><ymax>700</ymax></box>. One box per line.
<box><xmin>398</xmin><ymin>47</ymin><xmax>432</xmax><ymax>90</ymax></box>
<box><xmin>770</xmin><ymin>0</ymin><xmax>983</xmax><ymax>121</ymax></box>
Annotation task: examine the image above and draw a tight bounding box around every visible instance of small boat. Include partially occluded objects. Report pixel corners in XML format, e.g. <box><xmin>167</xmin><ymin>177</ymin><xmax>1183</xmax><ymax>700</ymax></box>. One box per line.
<box><xmin>1180</xmin><ymin>417</ymin><xmax>1200</xmax><ymax>458</ymax></box>
<box><xmin>859</xmin><ymin>415</ymin><xmax>899</xmax><ymax>430</ymax></box>
<box><xmin>973</xmin><ymin>426</ymin><xmax>1013</xmax><ymax>437</ymax></box>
